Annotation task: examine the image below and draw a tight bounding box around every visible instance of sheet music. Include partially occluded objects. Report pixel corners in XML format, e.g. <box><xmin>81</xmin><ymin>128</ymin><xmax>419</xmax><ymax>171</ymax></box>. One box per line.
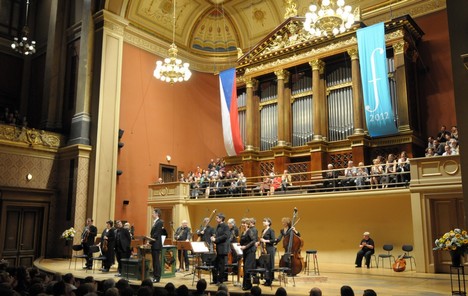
<box><xmin>231</xmin><ymin>243</ymin><xmax>243</xmax><ymax>255</ymax></box>
<box><xmin>191</xmin><ymin>241</ymin><xmax>210</xmax><ymax>253</ymax></box>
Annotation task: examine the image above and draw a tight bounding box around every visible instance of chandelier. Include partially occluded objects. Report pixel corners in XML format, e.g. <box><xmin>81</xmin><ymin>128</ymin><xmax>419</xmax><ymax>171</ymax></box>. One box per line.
<box><xmin>11</xmin><ymin>0</ymin><xmax>36</xmax><ymax>55</ymax></box>
<box><xmin>153</xmin><ymin>0</ymin><xmax>191</xmax><ymax>84</ymax></box>
<box><xmin>304</xmin><ymin>0</ymin><xmax>359</xmax><ymax>37</ymax></box>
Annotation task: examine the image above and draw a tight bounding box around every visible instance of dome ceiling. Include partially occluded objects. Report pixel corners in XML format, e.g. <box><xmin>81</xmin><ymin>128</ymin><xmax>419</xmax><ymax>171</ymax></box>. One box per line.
<box><xmin>108</xmin><ymin>0</ymin><xmax>445</xmax><ymax>73</ymax></box>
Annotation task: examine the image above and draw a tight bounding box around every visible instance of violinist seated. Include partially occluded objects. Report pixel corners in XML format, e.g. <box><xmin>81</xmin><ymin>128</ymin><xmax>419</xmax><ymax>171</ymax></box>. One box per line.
<box><xmin>355</xmin><ymin>231</ymin><xmax>375</xmax><ymax>269</ymax></box>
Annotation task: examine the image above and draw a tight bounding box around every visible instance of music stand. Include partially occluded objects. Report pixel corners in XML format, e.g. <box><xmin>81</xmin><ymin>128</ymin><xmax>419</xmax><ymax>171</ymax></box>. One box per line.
<box><xmin>230</xmin><ymin>243</ymin><xmax>243</xmax><ymax>286</ymax></box>
<box><xmin>176</xmin><ymin>241</ymin><xmax>193</xmax><ymax>272</ymax></box>
<box><xmin>190</xmin><ymin>241</ymin><xmax>213</xmax><ymax>283</ymax></box>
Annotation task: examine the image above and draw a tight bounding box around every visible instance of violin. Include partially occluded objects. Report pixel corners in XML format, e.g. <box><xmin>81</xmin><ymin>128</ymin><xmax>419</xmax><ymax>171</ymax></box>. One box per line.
<box><xmin>279</xmin><ymin>208</ymin><xmax>304</xmax><ymax>276</ymax></box>
<box><xmin>102</xmin><ymin>238</ymin><xmax>108</xmax><ymax>252</ymax></box>
<box><xmin>392</xmin><ymin>254</ymin><xmax>406</xmax><ymax>272</ymax></box>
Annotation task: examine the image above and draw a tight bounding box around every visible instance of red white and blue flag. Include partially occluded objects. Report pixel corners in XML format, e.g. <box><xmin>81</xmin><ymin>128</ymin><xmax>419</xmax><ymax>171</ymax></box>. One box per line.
<box><xmin>219</xmin><ymin>68</ymin><xmax>243</xmax><ymax>156</ymax></box>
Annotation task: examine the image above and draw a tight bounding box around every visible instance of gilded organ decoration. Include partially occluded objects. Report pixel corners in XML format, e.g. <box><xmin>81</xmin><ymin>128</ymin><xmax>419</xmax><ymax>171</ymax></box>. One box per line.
<box><xmin>283</xmin><ymin>0</ymin><xmax>297</xmax><ymax>19</ymax></box>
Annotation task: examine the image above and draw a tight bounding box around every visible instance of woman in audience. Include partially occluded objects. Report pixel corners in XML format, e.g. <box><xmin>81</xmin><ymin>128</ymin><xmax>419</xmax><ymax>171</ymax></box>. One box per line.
<box><xmin>370</xmin><ymin>159</ymin><xmax>383</xmax><ymax>189</ymax></box>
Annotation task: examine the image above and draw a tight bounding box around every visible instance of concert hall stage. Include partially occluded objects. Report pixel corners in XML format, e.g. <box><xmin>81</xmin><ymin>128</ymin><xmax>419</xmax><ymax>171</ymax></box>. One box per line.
<box><xmin>35</xmin><ymin>258</ymin><xmax>450</xmax><ymax>295</ymax></box>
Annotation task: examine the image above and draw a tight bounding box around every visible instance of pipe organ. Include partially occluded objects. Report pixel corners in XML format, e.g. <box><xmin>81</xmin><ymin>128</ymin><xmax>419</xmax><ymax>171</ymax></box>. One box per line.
<box><xmin>228</xmin><ymin>15</ymin><xmax>425</xmax><ymax>178</ymax></box>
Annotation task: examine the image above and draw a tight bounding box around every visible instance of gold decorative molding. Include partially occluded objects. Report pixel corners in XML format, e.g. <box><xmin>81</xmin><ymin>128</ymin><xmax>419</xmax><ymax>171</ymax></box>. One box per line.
<box><xmin>283</xmin><ymin>0</ymin><xmax>297</xmax><ymax>19</ymax></box>
<box><xmin>392</xmin><ymin>41</ymin><xmax>408</xmax><ymax>55</ymax></box>
<box><xmin>274</xmin><ymin>69</ymin><xmax>289</xmax><ymax>80</ymax></box>
<box><xmin>245</xmin><ymin>36</ymin><xmax>358</xmax><ymax>76</ymax></box>
<box><xmin>245</xmin><ymin>77</ymin><xmax>258</xmax><ymax>89</ymax></box>
<box><xmin>309</xmin><ymin>59</ymin><xmax>325</xmax><ymax>73</ymax></box>
<box><xmin>0</xmin><ymin>124</ymin><xmax>63</xmax><ymax>149</ymax></box>
<box><xmin>347</xmin><ymin>48</ymin><xmax>359</xmax><ymax>60</ymax></box>
<box><xmin>327</xmin><ymin>81</ymin><xmax>353</xmax><ymax>92</ymax></box>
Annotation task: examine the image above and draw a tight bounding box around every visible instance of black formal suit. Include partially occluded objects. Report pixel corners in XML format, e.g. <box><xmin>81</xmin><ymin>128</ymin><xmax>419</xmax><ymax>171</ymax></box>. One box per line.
<box><xmin>115</xmin><ymin>227</ymin><xmax>132</xmax><ymax>274</ymax></box>
<box><xmin>175</xmin><ymin>226</ymin><xmax>192</xmax><ymax>270</ymax></box>
<box><xmin>150</xmin><ymin>218</ymin><xmax>164</xmax><ymax>280</ymax></box>
<box><xmin>82</xmin><ymin>224</ymin><xmax>97</xmax><ymax>268</ymax></box>
<box><xmin>101</xmin><ymin>227</ymin><xmax>115</xmax><ymax>271</ymax></box>
<box><xmin>241</xmin><ymin>226</ymin><xmax>258</xmax><ymax>289</ymax></box>
<box><xmin>196</xmin><ymin>226</ymin><xmax>215</xmax><ymax>264</ymax></box>
<box><xmin>261</xmin><ymin>227</ymin><xmax>276</xmax><ymax>284</ymax></box>
<box><xmin>212</xmin><ymin>222</ymin><xmax>230</xmax><ymax>283</ymax></box>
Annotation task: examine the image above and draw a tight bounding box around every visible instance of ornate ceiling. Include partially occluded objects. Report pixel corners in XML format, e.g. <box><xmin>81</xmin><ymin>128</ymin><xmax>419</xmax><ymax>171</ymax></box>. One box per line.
<box><xmin>106</xmin><ymin>0</ymin><xmax>446</xmax><ymax>73</ymax></box>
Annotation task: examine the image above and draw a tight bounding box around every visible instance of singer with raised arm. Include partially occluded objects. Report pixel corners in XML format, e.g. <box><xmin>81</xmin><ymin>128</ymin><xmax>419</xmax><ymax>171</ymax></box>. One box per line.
<box><xmin>149</xmin><ymin>208</ymin><xmax>164</xmax><ymax>283</ymax></box>
<box><xmin>175</xmin><ymin>220</ymin><xmax>192</xmax><ymax>271</ymax></box>
<box><xmin>210</xmin><ymin>213</ymin><xmax>231</xmax><ymax>285</ymax></box>
<box><xmin>81</xmin><ymin>218</ymin><xmax>97</xmax><ymax>270</ymax></box>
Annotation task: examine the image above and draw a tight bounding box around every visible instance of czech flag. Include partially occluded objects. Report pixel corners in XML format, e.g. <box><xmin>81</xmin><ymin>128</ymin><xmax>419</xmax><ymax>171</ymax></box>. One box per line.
<box><xmin>219</xmin><ymin>68</ymin><xmax>243</xmax><ymax>156</ymax></box>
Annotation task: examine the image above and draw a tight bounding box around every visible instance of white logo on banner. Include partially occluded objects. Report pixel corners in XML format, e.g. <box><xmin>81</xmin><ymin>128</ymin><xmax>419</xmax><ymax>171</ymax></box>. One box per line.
<box><xmin>365</xmin><ymin>47</ymin><xmax>384</xmax><ymax>113</ymax></box>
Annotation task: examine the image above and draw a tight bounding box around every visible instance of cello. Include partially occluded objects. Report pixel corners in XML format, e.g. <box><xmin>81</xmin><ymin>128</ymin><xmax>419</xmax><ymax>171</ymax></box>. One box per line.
<box><xmin>279</xmin><ymin>208</ymin><xmax>304</xmax><ymax>275</ymax></box>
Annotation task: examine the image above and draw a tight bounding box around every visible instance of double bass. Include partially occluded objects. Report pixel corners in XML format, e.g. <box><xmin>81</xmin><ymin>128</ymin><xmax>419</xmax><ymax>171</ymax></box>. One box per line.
<box><xmin>279</xmin><ymin>208</ymin><xmax>304</xmax><ymax>275</ymax></box>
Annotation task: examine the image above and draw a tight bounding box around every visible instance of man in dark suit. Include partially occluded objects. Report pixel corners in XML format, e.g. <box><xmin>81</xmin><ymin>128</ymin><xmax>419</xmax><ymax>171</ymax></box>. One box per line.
<box><xmin>210</xmin><ymin>213</ymin><xmax>230</xmax><ymax>285</ymax></box>
<box><xmin>150</xmin><ymin>208</ymin><xmax>163</xmax><ymax>283</ymax></box>
<box><xmin>175</xmin><ymin>220</ymin><xmax>192</xmax><ymax>271</ymax></box>
<box><xmin>81</xmin><ymin>218</ymin><xmax>97</xmax><ymax>270</ymax></box>
<box><xmin>115</xmin><ymin>220</ymin><xmax>132</xmax><ymax>276</ymax></box>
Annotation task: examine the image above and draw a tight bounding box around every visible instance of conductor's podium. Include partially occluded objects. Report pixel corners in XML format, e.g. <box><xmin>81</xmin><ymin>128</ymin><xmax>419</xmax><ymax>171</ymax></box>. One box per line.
<box><xmin>122</xmin><ymin>239</ymin><xmax>177</xmax><ymax>281</ymax></box>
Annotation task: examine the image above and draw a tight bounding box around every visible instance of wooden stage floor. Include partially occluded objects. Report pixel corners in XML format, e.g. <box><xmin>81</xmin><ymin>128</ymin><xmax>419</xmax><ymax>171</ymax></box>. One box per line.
<box><xmin>35</xmin><ymin>258</ymin><xmax>454</xmax><ymax>296</ymax></box>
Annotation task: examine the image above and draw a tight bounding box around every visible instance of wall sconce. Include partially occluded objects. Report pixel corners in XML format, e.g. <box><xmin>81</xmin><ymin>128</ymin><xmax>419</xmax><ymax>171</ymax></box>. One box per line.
<box><xmin>166</xmin><ymin>155</ymin><xmax>171</xmax><ymax>163</ymax></box>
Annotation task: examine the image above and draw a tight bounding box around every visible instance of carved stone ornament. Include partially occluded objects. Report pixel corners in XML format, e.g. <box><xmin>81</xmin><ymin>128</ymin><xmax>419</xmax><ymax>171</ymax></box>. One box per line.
<box><xmin>0</xmin><ymin>124</ymin><xmax>62</xmax><ymax>148</ymax></box>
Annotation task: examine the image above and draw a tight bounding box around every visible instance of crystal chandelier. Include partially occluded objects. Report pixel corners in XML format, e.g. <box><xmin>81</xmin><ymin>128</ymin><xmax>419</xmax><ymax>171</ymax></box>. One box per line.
<box><xmin>153</xmin><ymin>0</ymin><xmax>191</xmax><ymax>84</ymax></box>
<box><xmin>304</xmin><ymin>0</ymin><xmax>359</xmax><ymax>37</ymax></box>
<box><xmin>11</xmin><ymin>0</ymin><xmax>36</xmax><ymax>55</ymax></box>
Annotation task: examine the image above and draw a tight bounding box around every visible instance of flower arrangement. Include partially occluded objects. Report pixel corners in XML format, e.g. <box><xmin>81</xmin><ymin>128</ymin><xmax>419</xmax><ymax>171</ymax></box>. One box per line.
<box><xmin>433</xmin><ymin>228</ymin><xmax>468</xmax><ymax>252</ymax></box>
<box><xmin>61</xmin><ymin>227</ymin><xmax>76</xmax><ymax>240</ymax></box>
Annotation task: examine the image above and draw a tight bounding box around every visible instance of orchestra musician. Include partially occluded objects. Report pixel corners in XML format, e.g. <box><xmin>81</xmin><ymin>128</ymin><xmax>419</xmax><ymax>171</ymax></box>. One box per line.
<box><xmin>99</xmin><ymin>220</ymin><xmax>115</xmax><ymax>272</ymax></box>
<box><xmin>150</xmin><ymin>208</ymin><xmax>164</xmax><ymax>283</ymax></box>
<box><xmin>210</xmin><ymin>213</ymin><xmax>231</xmax><ymax>285</ymax></box>
<box><xmin>275</xmin><ymin>217</ymin><xmax>300</xmax><ymax>244</ymax></box>
<box><xmin>240</xmin><ymin>218</ymin><xmax>258</xmax><ymax>291</ymax></box>
<box><xmin>259</xmin><ymin>217</ymin><xmax>275</xmax><ymax>286</ymax></box>
<box><xmin>114</xmin><ymin>220</ymin><xmax>131</xmax><ymax>277</ymax></box>
<box><xmin>196</xmin><ymin>217</ymin><xmax>215</xmax><ymax>264</ymax></box>
<box><xmin>175</xmin><ymin>220</ymin><xmax>192</xmax><ymax>271</ymax></box>
<box><xmin>227</xmin><ymin>218</ymin><xmax>240</xmax><ymax>275</ymax></box>
<box><xmin>81</xmin><ymin>218</ymin><xmax>97</xmax><ymax>270</ymax></box>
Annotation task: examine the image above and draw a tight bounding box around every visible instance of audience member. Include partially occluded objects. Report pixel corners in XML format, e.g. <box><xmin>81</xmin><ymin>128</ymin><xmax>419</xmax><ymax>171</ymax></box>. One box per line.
<box><xmin>363</xmin><ymin>289</ymin><xmax>377</xmax><ymax>296</ymax></box>
<box><xmin>251</xmin><ymin>285</ymin><xmax>262</xmax><ymax>296</ymax></box>
<box><xmin>275</xmin><ymin>286</ymin><xmax>287</xmax><ymax>296</ymax></box>
<box><xmin>341</xmin><ymin>285</ymin><xmax>355</xmax><ymax>296</ymax></box>
<box><xmin>310</xmin><ymin>287</ymin><xmax>322</xmax><ymax>296</ymax></box>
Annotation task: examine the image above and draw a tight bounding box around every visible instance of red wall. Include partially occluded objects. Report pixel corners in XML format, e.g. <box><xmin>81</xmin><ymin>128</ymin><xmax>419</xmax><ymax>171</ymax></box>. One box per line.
<box><xmin>415</xmin><ymin>10</ymin><xmax>456</xmax><ymax>136</ymax></box>
<box><xmin>116</xmin><ymin>43</ymin><xmax>226</xmax><ymax>234</ymax></box>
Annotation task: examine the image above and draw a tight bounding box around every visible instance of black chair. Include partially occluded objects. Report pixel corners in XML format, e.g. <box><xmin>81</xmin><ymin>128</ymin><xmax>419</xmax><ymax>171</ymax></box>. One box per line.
<box><xmin>69</xmin><ymin>244</ymin><xmax>88</xmax><ymax>270</ymax></box>
<box><xmin>192</xmin><ymin>253</ymin><xmax>215</xmax><ymax>286</ymax></box>
<box><xmin>247</xmin><ymin>254</ymin><xmax>271</xmax><ymax>289</ymax></box>
<box><xmin>272</xmin><ymin>267</ymin><xmax>295</xmax><ymax>287</ymax></box>
<box><xmin>88</xmin><ymin>245</ymin><xmax>106</xmax><ymax>273</ymax></box>
<box><xmin>377</xmin><ymin>244</ymin><xmax>395</xmax><ymax>268</ymax></box>
<box><xmin>402</xmin><ymin>244</ymin><xmax>416</xmax><ymax>270</ymax></box>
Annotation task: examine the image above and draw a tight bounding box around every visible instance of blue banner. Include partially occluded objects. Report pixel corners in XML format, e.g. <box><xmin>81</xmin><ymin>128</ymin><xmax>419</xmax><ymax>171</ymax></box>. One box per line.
<box><xmin>357</xmin><ymin>23</ymin><xmax>398</xmax><ymax>137</ymax></box>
